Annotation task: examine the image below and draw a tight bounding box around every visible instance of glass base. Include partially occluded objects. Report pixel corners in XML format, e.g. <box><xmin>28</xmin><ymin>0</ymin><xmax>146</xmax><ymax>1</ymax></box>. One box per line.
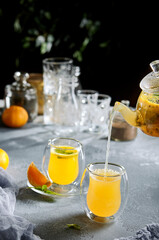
<box><xmin>89</xmin><ymin>125</ymin><xmax>108</xmax><ymax>134</ymax></box>
<box><xmin>50</xmin><ymin>182</ymin><xmax>80</xmax><ymax>197</ymax></box>
<box><xmin>80</xmin><ymin>125</ymin><xmax>108</xmax><ymax>137</ymax></box>
<box><xmin>86</xmin><ymin>210</ymin><xmax>115</xmax><ymax>224</ymax></box>
<box><xmin>52</xmin><ymin>125</ymin><xmax>78</xmax><ymax>137</ymax></box>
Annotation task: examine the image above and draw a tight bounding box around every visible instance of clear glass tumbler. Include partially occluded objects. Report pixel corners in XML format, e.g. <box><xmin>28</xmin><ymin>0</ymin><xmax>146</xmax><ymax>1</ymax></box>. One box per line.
<box><xmin>80</xmin><ymin>162</ymin><xmax>128</xmax><ymax>223</ymax></box>
<box><xmin>77</xmin><ymin>89</ymin><xmax>98</xmax><ymax>132</ymax></box>
<box><xmin>43</xmin><ymin>57</ymin><xmax>73</xmax><ymax>124</ymax></box>
<box><xmin>42</xmin><ymin>137</ymin><xmax>85</xmax><ymax>196</ymax></box>
<box><xmin>93</xmin><ymin>94</ymin><xmax>111</xmax><ymax>135</ymax></box>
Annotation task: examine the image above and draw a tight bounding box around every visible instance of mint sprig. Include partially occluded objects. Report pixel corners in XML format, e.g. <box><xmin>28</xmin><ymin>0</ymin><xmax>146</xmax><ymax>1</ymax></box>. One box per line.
<box><xmin>29</xmin><ymin>184</ymin><xmax>62</xmax><ymax>196</ymax></box>
<box><xmin>66</xmin><ymin>224</ymin><xmax>81</xmax><ymax>230</ymax></box>
<box><xmin>55</xmin><ymin>148</ymin><xmax>76</xmax><ymax>155</ymax></box>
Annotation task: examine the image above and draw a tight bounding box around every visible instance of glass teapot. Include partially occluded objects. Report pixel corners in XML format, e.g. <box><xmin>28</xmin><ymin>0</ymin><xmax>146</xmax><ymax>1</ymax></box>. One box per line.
<box><xmin>114</xmin><ymin>60</ymin><xmax>159</xmax><ymax>137</ymax></box>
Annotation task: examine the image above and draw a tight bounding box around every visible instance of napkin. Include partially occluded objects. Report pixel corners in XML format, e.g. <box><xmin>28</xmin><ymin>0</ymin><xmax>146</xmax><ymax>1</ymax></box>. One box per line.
<box><xmin>114</xmin><ymin>223</ymin><xmax>159</xmax><ymax>240</ymax></box>
<box><xmin>0</xmin><ymin>167</ymin><xmax>41</xmax><ymax>240</ymax></box>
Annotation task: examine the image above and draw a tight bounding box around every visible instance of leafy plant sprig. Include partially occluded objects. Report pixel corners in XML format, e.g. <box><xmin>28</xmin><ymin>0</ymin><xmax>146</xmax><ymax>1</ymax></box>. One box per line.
<box><xmin>66</xmin><ymin>224</ymin><xmax>81</xmax><ymax>230</ymax></box>
<box><xmin>29</xmin><ymin>184</ymin><xmax>62</xmax><ymax>196</ymax></box>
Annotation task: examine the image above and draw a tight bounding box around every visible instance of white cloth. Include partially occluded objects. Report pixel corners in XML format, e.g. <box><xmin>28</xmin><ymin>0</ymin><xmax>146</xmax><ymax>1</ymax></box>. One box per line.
<box><xmin>114</xmin><ymin>223</ymin><xmax>159</xmax><ymax>240</ymax></box>
<box><xmin>0</xmin><ymin>167</ymin><xmax>41</xmax><ymax>240</ymax></box>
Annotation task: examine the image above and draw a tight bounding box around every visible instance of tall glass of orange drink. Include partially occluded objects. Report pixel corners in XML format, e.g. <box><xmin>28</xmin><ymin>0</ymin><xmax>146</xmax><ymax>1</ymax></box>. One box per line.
<box><xmin>42</xmin><ymin>137</ymin><xmax>85</xmax><ymax>196</ymax></box>
<box><xmin>80</xmin><ymin>162</ymin><xmax>128</xmax><ymax>223</ymax></box>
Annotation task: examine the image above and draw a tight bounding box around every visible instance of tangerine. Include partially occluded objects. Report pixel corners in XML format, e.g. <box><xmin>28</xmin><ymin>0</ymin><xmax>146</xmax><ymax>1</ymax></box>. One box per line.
<box><xmin>27</xmin><ymin>162</ymin><xmax>51</xmax><ymax>188</ymax></box>
<box><xmin>0</xmin><ymin>148</ymin><xmax>9</xmax><ymax>170</ymax></box>
<box><xmin>2</xmin><ymin>105</ymin><xmax>28</xmax><ymax>128</ymax></box>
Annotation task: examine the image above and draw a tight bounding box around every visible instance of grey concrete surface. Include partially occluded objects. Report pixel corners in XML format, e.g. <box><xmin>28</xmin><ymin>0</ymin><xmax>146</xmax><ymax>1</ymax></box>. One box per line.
<box><xmin>0</xmin><ymin>119</ymin><xmax>159</xmax><ymax>240</ymax></box>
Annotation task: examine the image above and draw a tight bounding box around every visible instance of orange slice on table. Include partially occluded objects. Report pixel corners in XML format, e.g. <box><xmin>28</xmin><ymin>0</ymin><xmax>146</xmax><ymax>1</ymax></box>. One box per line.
<box><xmin>27</xmin><ymin>162</ymin><xmax>51</xmax><ymax>188</ymax></box>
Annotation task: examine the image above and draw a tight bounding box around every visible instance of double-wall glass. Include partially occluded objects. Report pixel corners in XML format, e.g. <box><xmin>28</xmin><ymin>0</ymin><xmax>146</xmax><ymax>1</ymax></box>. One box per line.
<box><xmin>42</xmin><ymin>137</ymin><xmax>85</xmax><ymax>196</ymax></box>
<box><xmin>80</xmin><ymin>162</ymin><xmax>128</xmax><ymax>223</ymax></box>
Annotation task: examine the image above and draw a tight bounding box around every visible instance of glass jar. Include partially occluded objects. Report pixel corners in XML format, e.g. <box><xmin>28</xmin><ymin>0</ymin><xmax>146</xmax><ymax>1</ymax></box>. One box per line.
<box><xmin>4</xmin><ymin>72</ymin><xmax>38</xmax><ymax>121</ymax></box>
<box><xmin>27</xmin><ymin>73</ymin><xmax>44</xmax><ymax>115</ymax></box>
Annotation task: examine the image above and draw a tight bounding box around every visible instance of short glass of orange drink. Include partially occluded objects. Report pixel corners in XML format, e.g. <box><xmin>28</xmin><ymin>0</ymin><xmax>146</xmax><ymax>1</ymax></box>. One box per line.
<box><xmin>42</xmin><ymin>137</ymin><xmax>85</xmax><ymax>196</ymax></box>
<box><xmin>80</xmin><ymin>162</ymin><xmax>128</xmax><ymax>223</ymax></box>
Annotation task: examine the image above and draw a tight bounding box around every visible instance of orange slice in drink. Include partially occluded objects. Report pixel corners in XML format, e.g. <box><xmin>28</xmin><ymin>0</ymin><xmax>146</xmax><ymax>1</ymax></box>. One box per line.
<box><xmin>27</xmin><ymin>162</ymin><xmax>51</xmax><ymax>188</ymax></box>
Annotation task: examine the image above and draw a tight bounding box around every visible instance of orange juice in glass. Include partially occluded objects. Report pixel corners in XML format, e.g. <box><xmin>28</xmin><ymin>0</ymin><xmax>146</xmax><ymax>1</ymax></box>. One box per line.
<box><xmin>87</xmin><ymin>169</ymin><xmax>121</xmax><ymax>217</ymax></box>
<box><xmin>80</xmin><ymin>162</ymin><xmax>128</xmax><ymax>223</ymax></box>
<box><xmin>48</xmin><ymin>146</ymin><xmax>79</xmax><ymax>185</ymax></box>
<box><xmin>42</xmin><ymin>138</ymin><xmax>85</xmax><ymax>196</ymax></box>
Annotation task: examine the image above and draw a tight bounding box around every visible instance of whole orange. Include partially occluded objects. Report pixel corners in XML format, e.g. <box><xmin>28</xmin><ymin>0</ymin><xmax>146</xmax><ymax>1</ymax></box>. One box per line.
<box><xmin>0</xmin><ymin>148</ymin><xmax>9</xmax><ymax>169</ymax></box>
<box><xmin>2</xmin><ymin>105</ymin><xmax>28</xmax><ymax>128</ymax></box>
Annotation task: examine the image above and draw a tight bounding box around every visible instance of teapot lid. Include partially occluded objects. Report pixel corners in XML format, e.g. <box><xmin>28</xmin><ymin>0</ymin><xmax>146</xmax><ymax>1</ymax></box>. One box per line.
<box><xmin>140</xmin><ymin>60</ymin><xmax>159</xmax><ymax>93</ymax></box>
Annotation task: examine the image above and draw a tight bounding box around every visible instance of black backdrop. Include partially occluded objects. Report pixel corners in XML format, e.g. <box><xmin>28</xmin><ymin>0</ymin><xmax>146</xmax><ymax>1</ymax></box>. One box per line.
<box><xmin>0</xmin><ymin>1</ymin><xmax>158</xmax><ymax>107</ymax></box>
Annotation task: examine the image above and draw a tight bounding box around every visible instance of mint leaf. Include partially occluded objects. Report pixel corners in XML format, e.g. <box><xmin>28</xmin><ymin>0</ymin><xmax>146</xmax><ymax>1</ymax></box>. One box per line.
<box><xmin>28</xmin><ymin>185</ymin><xmax>62</xmax><ymax>196</ymax></box>
<box><xmin>42</xmin><ymin>185</ymin><xmax>47</xmax><ymax>192</ymax></box>
<box><xmin>55</xmin><ymin>148</ymin><xmax>75</xmax><ymax>155</ymax></box>
<box><xmin>66</xmin><ymin>224</ymin><xmax>81</xmax><ymax>230</ymax></box>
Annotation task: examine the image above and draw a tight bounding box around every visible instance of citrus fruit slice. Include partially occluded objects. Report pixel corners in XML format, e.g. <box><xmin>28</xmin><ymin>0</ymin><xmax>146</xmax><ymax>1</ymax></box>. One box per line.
<box><xmin>27</xmin><ymin>162</ymin><xmax>51</xmax><ymax>188</ymax></box>
<box><xmin>0</xmin><ymin>148</ymin><xmax>9</xmax><ymax>170</ymax></box>
<box><xmin>53</xmin><ymin>146</ymin><xmax>78</xmax><ymax>156</ymax></box>
<box><xmin>2</xmin><ymin>105</ymin><xmax>28</xmax><ymax>128</ymax></box>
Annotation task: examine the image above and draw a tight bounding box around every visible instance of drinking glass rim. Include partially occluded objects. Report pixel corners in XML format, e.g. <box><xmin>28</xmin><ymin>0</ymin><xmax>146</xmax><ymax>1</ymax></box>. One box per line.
<box><xmin>43</xmin><ymin>57</ymin><xmax>73</xmax><ymax>65</ymax></box>
<box><xmin>77</xmin><ymin>90</ymin><xmax>98</xmax><ymax>95</ymax></box>
<box><xmin>87</xmin><ymin>162</ymin><xmax>126</xmax><ymax>178</ymax></box>
<box><xmin>97</xmin><ymin>94</ymin><xmax>112</xmax><ymax>100</ymax></box>
<box><xmin>48</xmin><ymin>137</ymin><xmax>82</xmax><ymax>150</ymax></box>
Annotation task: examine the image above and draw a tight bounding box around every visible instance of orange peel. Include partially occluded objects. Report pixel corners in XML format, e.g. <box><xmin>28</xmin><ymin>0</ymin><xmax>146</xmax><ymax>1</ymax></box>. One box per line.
<box><xmin>27</xmin><ymin>162</ymin><xmax>51</xmax><ymax>188</ymax></box>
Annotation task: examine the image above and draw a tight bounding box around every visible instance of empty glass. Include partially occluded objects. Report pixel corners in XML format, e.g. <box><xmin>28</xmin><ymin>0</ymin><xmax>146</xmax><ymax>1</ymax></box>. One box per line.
<box><xmin>43</xmin><ymin>57</ymin><xmax>73</xmax><ymax>124</ymax></box>
<box><xmin>80</xmin><ymin>162</ymin><xmax>128</xmax><ymax>223</ymax></box>
<box><xmin>77</xmin><ymin>90</ymin><xmax>98</xmax><ymax>132</ymax></box>
<box><xmin>42</xmin><ymin>137</ymin><xmax>85</xmax><ymax>196</ymax></box>
<box><xmin>93</xmin><ymin>94</ymin><xmax>111</xmax><ymax>135</ymax></box>
<box><xmin>53</xmin><ymin>76</ymin><xmax>79</xmax><ymax>136</ymax></box>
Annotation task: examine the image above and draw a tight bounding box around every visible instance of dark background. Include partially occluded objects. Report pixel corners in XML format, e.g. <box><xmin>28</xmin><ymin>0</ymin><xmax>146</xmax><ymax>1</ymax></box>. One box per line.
<box><xmin>0</xmin><ymin>0</ymin><xmax>158</xmax><ymax>106</ymax></box>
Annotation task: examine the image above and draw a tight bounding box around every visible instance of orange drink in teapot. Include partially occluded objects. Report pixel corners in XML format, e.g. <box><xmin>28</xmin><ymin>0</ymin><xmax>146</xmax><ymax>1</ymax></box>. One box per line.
<box><xmin>114</xmin><ymin>60</ymin><xmax>159</xmax><ymax>137</ymax></box>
